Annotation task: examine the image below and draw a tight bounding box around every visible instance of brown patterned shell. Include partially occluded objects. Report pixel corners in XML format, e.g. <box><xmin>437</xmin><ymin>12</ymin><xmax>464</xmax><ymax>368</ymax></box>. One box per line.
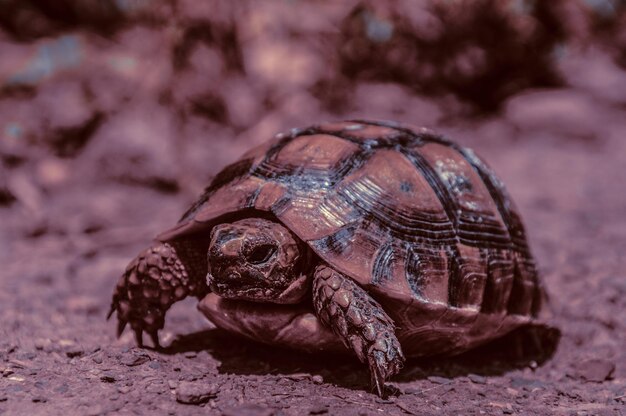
<box><xmin>159</xmin><ymin>120</ymin><xmax>546</xmax><ymax>356</ymax></box>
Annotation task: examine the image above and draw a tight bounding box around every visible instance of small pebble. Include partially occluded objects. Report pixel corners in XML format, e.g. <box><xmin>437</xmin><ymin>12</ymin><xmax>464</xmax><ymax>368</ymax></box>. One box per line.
<box><xmin>572</xmin><ymin>358</ymin><xmax>616</xmax><ymax>382</ymax></box>
<box><xmin>309</xmin><ymin>404</ymin><xmax>329</xmax><ymax>414</ymax></box>
<box><xmin>100</xmin><ymin>373</ymin><xmax>116</xmax><ymax>383</ymax></box>
<box><xmin>427</xmin><ymin>376</ymin><xmax>450</xmax><ymax>384</ymax></box>
<box><xmin>34</xmin><ymin>339</ymin><xmax>48</xmax><ymax>350</ymax></box>
<box><xmin>510</xmin><ymin>377</ymin><xmax>546</xmax><ymax>390</ymax></box>
<box><xmin>176</xmin><ymin>381</ymin><xmax>219</xmax><ymax>405</ymax></box>
<box><xmin>403</xmin><ymin>387</ymin><xmax>421</xmax><ymax>395</ymax></box>
<box><xmin>66</xmin><ymin>348</ymin><xmax>84</xmax><ymax>358</ymax></box>
<box><xmin>375</xmin><ymin>397</ymin><xmax>395</xmax><ymax>404</ymax></box>
<box><xmin>121</xmin><ymin>353</ymin><xmax>150</xmax><ymax>367</ymax></box>
<box><xmin>468</xmin><ymin>374</ymin><xmax>487</xmax><ymax>384</ymax></box>
<box><xmin>145</xmin><ymin>382</ymin><xmax>165</xmax><ymax>394</ymax></box>
<box><xmin>18</xmin><ymin>351</ymin><xmax>36</xmax><ymax>360</ymax></box>
<box><xmin>7</xmin><ymin>385</ymin><xmax>23</xmax><ymax>393</ymax></box>
<box><xmin>55</xmin><ymin>384</ymin><xmax>69</xmax><ymax>394</ymax></box>
<box><xmin>311</xmin><ymin>375</ymin><xmax>324</xmax><ymax>384</ymax></box>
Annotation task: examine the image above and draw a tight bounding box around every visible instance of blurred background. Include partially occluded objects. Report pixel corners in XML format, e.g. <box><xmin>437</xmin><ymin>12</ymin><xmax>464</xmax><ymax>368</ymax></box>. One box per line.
<box><xmin>1</xmin><ymin>1</ymin><xmax>625</xmax><ymax>414</ymax></box>
<box><xmin>1</xmin><ymin>0</ymin><xmax>625</xmax><ymax>226</ymax></box>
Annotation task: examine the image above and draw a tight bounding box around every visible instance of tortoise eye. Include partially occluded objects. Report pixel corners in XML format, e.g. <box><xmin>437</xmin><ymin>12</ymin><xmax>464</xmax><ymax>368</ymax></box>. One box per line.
<box><xmin>246</xmin><ymin>244</ymin><xmax>277</xmax><ymax>264</ymax></box>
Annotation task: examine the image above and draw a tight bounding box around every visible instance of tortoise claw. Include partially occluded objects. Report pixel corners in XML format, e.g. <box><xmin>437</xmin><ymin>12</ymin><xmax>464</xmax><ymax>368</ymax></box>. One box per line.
<box><xmin>313</xmin><ymin>266</ymin><xmax>405</xmax><ymax>397</ymax></box>
<box><xmin>149</xmin><ymin>330</ymin><xmax>161</xmax><ymax>349</ymax></box>
<box><xmin>134</xmin><ymin>327</ymin><xmax>144</xmax><ymax>348</ymax></box>
<box><xmin>369</xmin><ymin>351</ymin><xmax>386</xmax><ymax>397</ymax></box>
<box><xmin>112</xmin><ymin>307</ymin><xmax>160</xmax><ymax>350</ymax></box>
<box><xmin>109</xmin><ymin>242</ymin><xmax>194</xmax><ymax>348</ymax></box>
<box><xmin>106</xmin><ymin>305</ymin><xmax>115</xmax><ymax>320</ymax></box>
<box><xmin>116</xmin><ymin>320</ymin><xmax>128</xmax><ymax>338</ymax></box>
<box><xmin>110</xmin><ymin>297</ymin><xmax>164</xmax><ymax>348</ymax></box>
<box><xmin>367</xmin><ymin>346</ymin><xmax>403</xmax><ymax>397</ymax></box>
<box><xmin>368</xmin><ymin>351</ymin><xmax>389</xmax><ymax>397</ymax></box>
<box><xmin>365</xmin><ymin>326</ymin><xmax>404</xmax><ymax>397</ymax></box>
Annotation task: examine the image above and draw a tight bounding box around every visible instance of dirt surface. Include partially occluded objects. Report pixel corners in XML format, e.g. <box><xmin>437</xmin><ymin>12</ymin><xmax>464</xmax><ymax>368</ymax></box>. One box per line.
<box><xmin>1</xmin><ymin>2</ymin><xmax>626</xmax><ymax>415</ymax></box>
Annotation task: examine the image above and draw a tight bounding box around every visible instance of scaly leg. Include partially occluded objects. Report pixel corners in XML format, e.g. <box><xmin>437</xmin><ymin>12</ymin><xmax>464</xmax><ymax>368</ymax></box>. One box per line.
<box><xmin>312</xmin><ymin>265</ymin><xmax>405</xmax><ymax>396</ymax></box>
<box><xmin>108</xmin><ymin>242</ymin><xmax>207</xmax><ymax>348</ymax></box>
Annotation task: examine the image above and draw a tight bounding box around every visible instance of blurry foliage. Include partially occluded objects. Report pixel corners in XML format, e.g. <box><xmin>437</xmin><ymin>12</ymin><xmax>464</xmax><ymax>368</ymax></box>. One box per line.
<box><xmin>49</xmin><ymin>111</ymin><xmax>104</xmax><ymax>157</ymax></box>
<box><xmin>0</xmin><ymin>0</ymin><xmax>128</xmax><ymax>40</ymax></box>
<box><xmin>329</xmin><ymin>0</ymin><xmax>570</xmax><ymax>112</ymax></box>
<box><xmin>586</xmin><ymin>0</ymin><xmax>626</xmax><ymax>67</ymax></box>
<box><xmin>171</xmin><ymin>18</ymin><xmax>244</xmax><ymax>73</ymax></box>
<box><xmin>1</xmin><ymin>0</ymin><xmax>623</xmax><ymax>111</ymax></box>
<box><xmin>0</xmin><ymin>0</ymin><xmax>625</xmax><ymax>197</ymax></box>
<box><xmin>318</xmin><ymin>0</ymin><xmax>623</xmax><ymax>112</ymax></box>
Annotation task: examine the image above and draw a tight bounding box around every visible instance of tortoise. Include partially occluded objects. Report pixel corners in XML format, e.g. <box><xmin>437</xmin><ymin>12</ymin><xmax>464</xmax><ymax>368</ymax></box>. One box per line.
<box><xmin>109</xmin><ymin>119</ymin><xmax>553</xmax><ymax>396</ymax></box>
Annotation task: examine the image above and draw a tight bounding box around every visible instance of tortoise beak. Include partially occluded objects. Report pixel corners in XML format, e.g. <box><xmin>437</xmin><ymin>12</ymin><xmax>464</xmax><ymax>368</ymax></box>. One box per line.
<box><xmin>207</xmin><ymin>270</ymin><xmax>245</xmax><ymax>295</ymax></box>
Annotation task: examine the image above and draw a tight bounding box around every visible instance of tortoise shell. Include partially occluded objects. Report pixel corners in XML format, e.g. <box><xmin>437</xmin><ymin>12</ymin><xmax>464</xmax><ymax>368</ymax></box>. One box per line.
<box><xmin>159</xmin><ymin>120</ymin><xmax>545</xmax><ymax>356</ymax></box>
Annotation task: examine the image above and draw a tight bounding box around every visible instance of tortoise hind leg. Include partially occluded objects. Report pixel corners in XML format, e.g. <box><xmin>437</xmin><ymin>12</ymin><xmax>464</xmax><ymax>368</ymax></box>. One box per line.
<box><xmin>109</xmin><ymin>242</ymin><xmax>206</xmax><ymax>348</ymax></box>
<box><xmin>312</xmin><ymin>265</ymin><xmax>405</xmax><ymax>397</ymax></box>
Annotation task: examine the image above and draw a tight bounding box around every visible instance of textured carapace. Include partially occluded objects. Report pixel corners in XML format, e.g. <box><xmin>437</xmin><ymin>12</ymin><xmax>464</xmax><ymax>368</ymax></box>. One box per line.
<box><xmin>159</xmin><ymin>119</ymin><xmax>545</xmax><ymax>356</ymax></box>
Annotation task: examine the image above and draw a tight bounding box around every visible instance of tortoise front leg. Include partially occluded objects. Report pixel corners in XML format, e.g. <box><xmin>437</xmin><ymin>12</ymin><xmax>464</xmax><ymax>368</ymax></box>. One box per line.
<box><xmin>108</xmin><ymin>241</ymin><xmax>208</xmax><ymax>348</ymax></box>
<box><xmin>312</xmin><ymin>265</ymin><xmax>405</xmax><ymax>396</ymax></box>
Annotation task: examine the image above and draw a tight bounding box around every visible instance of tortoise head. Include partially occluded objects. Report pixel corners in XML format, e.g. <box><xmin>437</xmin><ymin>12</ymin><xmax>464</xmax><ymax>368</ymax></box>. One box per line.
<box><xmin>207</xmin><ymin>218</ymin><xmax>309</xmax><ymax>304</ymax></box>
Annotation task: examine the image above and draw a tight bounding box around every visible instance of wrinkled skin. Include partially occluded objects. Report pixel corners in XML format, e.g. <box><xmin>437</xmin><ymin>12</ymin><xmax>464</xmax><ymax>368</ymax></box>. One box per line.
<box><xmin>110</xmin><ymin>217</ymin><xmax>404</xmax><ymax>397</ymax></box>
<box><xmin>207</xmin><ymin>219</ymin><xmax>310</xmax><ymax>304</ymax></box>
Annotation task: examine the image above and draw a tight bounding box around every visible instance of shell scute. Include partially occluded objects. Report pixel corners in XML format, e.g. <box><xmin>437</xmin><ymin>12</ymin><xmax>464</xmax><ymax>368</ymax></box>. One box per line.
<box><xmin>415</xmin><ymin>142</ymin><xmax>511</xmax><ymax>248</ymax></box>
<box><xmin>329</xmin><ymin>149</ymin><xmax>456</xmax><ymax>245</ymax></box>
<box><xmin>255</xmin><ymin>134</ymin><xmax>361</xmax><ymax>186</ymax></box>
<box><xmin>448</xmin><ymin>244</ymin><xmax>488</xmax><ymax>309</ymax></box>
<box><xmin>309</xmin><ymin>225</ymin><xmax>378</xmax><ymax>287</ymax></box>
<box><xmin>254</xmin><ymin>181</ymin><xmax>289</xmax><ymax>212</ymax></box>
<box><xmin>161</xmin><ymin>121</ymin><xmax>542</xmax><ymax>330</ymax></box>
<box><xmin>480</xmin><ymin>249</ymin><xmax>515</xmax><ymax>314</ymax></box>
<box><xmin>194</xmin><ymin>176</ymin><xmax>263</xmax><ymax>222</ymax></box>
